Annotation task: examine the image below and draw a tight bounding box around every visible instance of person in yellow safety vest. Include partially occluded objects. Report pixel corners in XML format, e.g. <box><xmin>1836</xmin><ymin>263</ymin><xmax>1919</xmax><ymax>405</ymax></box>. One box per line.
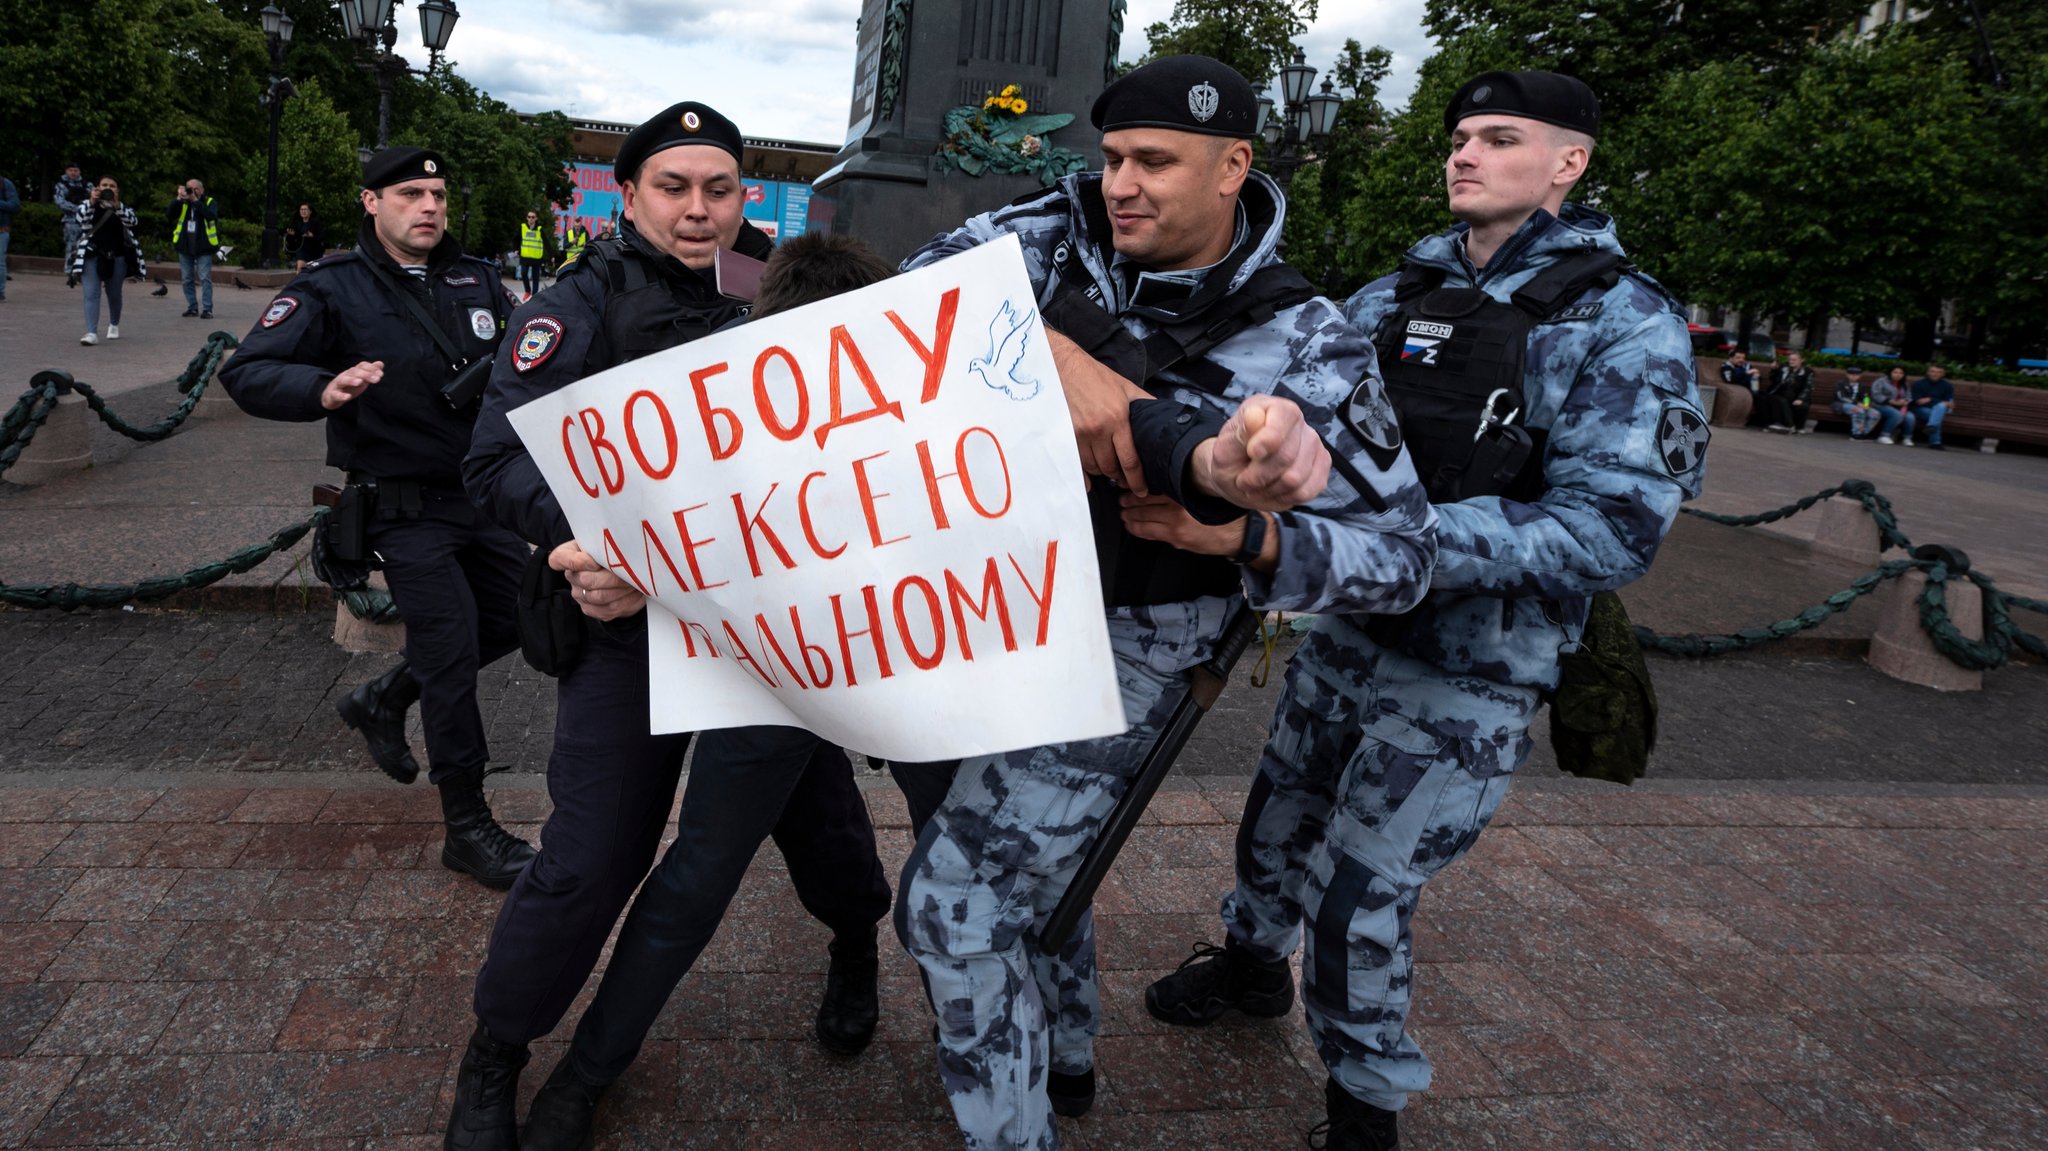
<box><xmin>518</xmin><ymin>210</ymin><xmax>547</xmax><ymax>300</ymax></box>
<box><xmin>559</xmin><ymin>222</ymin><xmax>591</xmax><ymax>271</ymax></box>
<box><xmin>169</xmin><ymin>177</ymin><xmax>221</xmax><ymax>318</ymax></box>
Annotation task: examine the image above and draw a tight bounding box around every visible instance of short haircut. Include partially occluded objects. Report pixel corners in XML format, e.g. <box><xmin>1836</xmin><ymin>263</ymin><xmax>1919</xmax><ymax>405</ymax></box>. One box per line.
<box><xmin>754</xmin><ymin>232</ymin><xmax>895</xmax><ymax>317</ymax></box>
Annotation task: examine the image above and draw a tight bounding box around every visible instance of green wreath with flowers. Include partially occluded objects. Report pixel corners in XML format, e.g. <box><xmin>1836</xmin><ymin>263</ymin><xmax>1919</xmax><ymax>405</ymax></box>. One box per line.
<box><xmin>938</xmin><ymin>84</ymin><xmax>1088</xmax><ymax>185</ymax></box>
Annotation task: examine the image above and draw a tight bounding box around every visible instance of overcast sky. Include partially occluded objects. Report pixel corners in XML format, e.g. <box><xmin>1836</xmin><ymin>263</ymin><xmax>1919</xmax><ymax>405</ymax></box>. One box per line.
<box><xmin>392</xmin><ymin>0</ymin><xmax>1433</xmax><ymax>144</ymax></box>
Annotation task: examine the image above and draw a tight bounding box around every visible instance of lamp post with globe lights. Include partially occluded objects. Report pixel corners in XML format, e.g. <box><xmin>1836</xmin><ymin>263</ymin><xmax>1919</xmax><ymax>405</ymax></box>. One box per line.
<box><xmin>1254</xmin><ymin>47</ymin><xmax>1347</xmax><ymax>257</ymax></box>
<box><xmin>258</xmin><ymin>5</ymin><xmax>297</xmax><ymax>269</ymax></box>
<box><xmin>335</xmin><ymin>0</ymin><xmax>461</xmax><ymax>150</ymax></box>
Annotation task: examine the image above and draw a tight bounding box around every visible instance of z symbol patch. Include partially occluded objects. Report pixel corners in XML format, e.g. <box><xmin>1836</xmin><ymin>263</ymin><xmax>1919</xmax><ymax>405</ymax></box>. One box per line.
<box><xmin>512</xmin><ymin>316</ymin><xmax>565</xmax><ymax>373</ymax></box>
<box><xmin>260</xmin><ymin>297</ymin><xmax>300</xmax><ymax>328</ymax></box>
<box><xmin>1657</xmin><ymin>404</ymin><xmax>1709</xmax><ymax>475</ymax></box>
<box><xmin>469</xmin><ymin>308</ymin><xmax>497</xmax><ymax>340</ymax></box>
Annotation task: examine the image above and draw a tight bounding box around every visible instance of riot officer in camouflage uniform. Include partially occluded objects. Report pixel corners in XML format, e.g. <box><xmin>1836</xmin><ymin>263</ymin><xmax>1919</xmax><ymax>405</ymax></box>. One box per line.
<box><xmin>895</xmin><ymin>56</ymin><xmax>1438</xmax><ymax>1151</ymax></box>
<box><xmin>1144</xmin><ymin>72</ymin><xmax>1708</xmax><ymax>1149</ymax></box>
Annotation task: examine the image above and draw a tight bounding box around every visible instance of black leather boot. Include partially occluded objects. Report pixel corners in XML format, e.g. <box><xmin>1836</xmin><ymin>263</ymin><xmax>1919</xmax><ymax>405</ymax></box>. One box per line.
<box><xmin>1144</xmin><ymin>938</ymin><xmax>1295</xmax><ymax>1027</ymax></box>
<box><xmin>814</xmin><ymin>925</ymin><xmax>881</xmax><ymax>1056</ymax></box>
<box><xmin>1307</xmin><ymin>1078</ymin><xmax>1399</xmax><ymax>1151</ymax></box>
<box><xmin>1048</xmin><ymin>1067</ymin><xmax>1096</xmax><ymax>1118</ymax></box>
<box><xmin>444</xmin><ymin>1023</ymin><xmax>528</xmax><ymax>1151</ymax></box>
<box><xmin>335</xmin><ymin>660</ymin><xmax>422</xmax><ymax>784</ymax></box>
<box><xmin>521</xmin><ymin>1052</ymin><xmax>608</xmax><ymax>1151</ymax></box>
<box><xmin>438</xmin><ymin>767</ymin><xmax>536</xmax><ymax>890</ymax></box>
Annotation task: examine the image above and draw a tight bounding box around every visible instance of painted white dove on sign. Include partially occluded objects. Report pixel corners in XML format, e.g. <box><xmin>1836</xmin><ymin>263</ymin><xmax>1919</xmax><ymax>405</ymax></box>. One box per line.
<box><xmin>968</xmin><ymin>298</ymin><xmax>1042</xmax><ymax>401</ymax></box>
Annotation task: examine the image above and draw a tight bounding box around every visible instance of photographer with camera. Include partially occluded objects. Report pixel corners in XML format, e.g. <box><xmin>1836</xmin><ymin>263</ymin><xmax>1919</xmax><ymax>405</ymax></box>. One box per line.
<box><xmin>220</xmin><ymin>148</ymin><xmax>536</xmax><ymax>890</ymax></box>
<box><xmin>67</xmin><ymin>176</ymin><xmax>145</xmax><ymax>345</ymax></box>
<box><xmin>169</xmin><ymin>177</ymin><xmax>220</xmax><ymax>318</ymax></box>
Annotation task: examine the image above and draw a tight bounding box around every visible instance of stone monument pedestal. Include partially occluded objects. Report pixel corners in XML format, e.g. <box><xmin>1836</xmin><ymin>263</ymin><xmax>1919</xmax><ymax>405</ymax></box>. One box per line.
<box><xmin>811</xmin><ymin>0</ymin><xmax>1120</xmax><ymax>265</ymax></box>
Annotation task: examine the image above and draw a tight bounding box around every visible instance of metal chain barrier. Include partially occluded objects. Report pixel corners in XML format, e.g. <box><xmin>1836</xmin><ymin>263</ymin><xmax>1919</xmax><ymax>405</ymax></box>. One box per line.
<box><xmin>0</xmin><ymin>507</ymin><xmax>401</xmax><ymax>621</ymax></box>
<box><xmin>0</xmin><ymin>332</ymin><xmax>238</xmax><ymax>473</ymax></box>
<box><xmin>1642</xmin><ymin>479</ymin><xmax>2045</xmax><ymax>669</ymax></box>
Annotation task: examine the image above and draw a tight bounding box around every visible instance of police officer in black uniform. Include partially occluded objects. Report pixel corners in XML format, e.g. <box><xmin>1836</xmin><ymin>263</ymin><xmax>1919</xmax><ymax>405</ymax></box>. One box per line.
<box><xmin>445</xmin><ymin>103</ymin><xmax>892</xmax><ymax>1151</ymax></box>
<box><xmin>220</xmin><ymin>147</ymin><xmax>535</xmax><ymax>890</ymax></box>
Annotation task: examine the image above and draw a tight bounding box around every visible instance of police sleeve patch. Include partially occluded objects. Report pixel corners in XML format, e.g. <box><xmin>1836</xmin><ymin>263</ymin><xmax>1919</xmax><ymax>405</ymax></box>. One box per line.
<box><xmin>512</xmin><ymin>316</ymin><xmax>565</xmax><ymax>373</ymax></box>
<box><xmin>260</xmin><ymin>296</ymin><xmax>300</xmax><ymax>328</ymax></box>
<box><xmin>1657</xmin><ymin>404</ymin><xmax>1709</xmax><ymax>475</ymax></box>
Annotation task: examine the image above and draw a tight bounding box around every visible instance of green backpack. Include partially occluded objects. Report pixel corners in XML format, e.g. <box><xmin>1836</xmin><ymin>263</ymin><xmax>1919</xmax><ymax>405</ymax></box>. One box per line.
<box><xmin>1548</xmin><ymin>591</ymin><xmax>1658</xmax><ymax>785</ymax></box>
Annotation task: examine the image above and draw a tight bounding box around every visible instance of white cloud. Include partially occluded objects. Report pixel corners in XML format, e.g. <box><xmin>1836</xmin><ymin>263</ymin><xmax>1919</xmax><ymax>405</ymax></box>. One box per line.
<box><xmin>425</xmin><ymin>0</ymin><xmax>1432</xmax><ymax>144</ymax></box>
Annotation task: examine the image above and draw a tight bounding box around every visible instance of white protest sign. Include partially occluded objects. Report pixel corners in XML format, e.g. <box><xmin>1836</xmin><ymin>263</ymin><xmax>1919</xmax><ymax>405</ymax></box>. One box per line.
<box><xmin>506</xmin><ymin>234</ymin><xmax>1123</xmax><ymax>761</ymax></box>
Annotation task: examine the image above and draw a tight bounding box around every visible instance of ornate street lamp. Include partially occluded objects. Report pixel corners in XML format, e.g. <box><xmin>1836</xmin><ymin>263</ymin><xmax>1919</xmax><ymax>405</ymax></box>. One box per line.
<box><xmin>258</xmin><ymin>5</ymin><xmax>297</xmax><ymax>269</ymax></box>
<box><xmin>336</xmin><ymin>0</ymin><xmax>460</xmax><ymax>150</ymax></box>
<box><xmin>1260</xmin><ymin>47</ymin><xmax>1346</xmax><ymax>197</ymax></box>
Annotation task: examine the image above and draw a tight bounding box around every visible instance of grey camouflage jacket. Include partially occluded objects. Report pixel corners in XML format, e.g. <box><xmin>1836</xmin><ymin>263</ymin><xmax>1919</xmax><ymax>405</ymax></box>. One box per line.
<box><xmin>1345</xmin><ymin>204</ymin><xmax>1706</xmax><ymax>689</ymax></box>
<box><xmin>904</xmin><ymin>169</ymin><xmax>1437</xmax><ymax>620</ymax></box>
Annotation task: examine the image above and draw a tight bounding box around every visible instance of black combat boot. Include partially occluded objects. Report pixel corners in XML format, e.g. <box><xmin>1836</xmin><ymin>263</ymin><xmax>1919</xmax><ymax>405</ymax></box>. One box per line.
<box><xmin>521</xmin><ymin>1052</ymin><xmax>609</xmax><ymax>1151</ymax></box>
<box><xmin>1048</xmin><ymin>1067</ymin><xmax>1096</xmax><ymax>1118</ymax></box>
<box><xmin>814</xmin><ymin>925</ymin><xmax>881</xmax><ymax>1056</ymax></box>
<box><xmin>335</xmin><ymin>660</ymin><xmax>422</xmax><ymax>783</ymax></box>
<box><xmin>438</xmin><ymin>767</ymin><xmax>536</xmax><ymax>889</ymax></box>
<box><xmin>1144</xmin><ymin>938</ymin><xmax>1295</xmax><ymax>1027</ymax></box>
<box><xmin>444</xmin><ymin>1023</ymin><xmax>528</xmax><ymax>1151</ymax></box>
<box><xmin>1306</xmin><ymin>1078</ymin><xmax>1399</xmax><ymax>1151</ymax></box>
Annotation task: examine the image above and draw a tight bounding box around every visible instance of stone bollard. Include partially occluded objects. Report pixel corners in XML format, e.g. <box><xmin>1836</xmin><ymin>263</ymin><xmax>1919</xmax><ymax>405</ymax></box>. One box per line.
<box><xmin>1707</xmin><ymin>383</ymin><xmax>1751</xmax><ymax>428</ymax></box>
<box><xmin>1866</xmin><ymin>571</ymin><xmax>1983</xmax><ymax>691</ymax></box>
<box><xmin>1808</xmin><ymin>495</ymin><xmax>1882</xmax><ymax>569</ymax></box>
<box><xmin>192</xmin><ymin>352</ymin><xmax>240</xmax><ymax>419</ymax></box>
<box><xmin>4</xmin><ymin>392</ymin><xmax>92</xmax><ymax>484</ymax></box>
<box><xmin>333</xmin><ymin>574</ymin><xmax>407</xmax><ymax>654</ymax></box>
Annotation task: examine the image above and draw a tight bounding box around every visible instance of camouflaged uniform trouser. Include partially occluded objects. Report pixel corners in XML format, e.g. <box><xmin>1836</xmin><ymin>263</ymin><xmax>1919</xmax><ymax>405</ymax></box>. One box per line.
<box><xmin>1220</xmin><ymin>613</ymin><xmax>1538</xmax><ymax>1111</ymax></box>
<box><xmin>896</xmin><ymin>598</ymin><xmax>1233</xmax><ymax>1151</ymax></box>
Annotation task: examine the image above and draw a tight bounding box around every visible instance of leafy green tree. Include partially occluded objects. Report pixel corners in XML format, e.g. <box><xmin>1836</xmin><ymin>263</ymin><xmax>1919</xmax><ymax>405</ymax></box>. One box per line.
<box><xmin>393</xmin><ymin>69</ymin><xmax>573</xmax><ymax>259</ymax></box>
<box><xmin>1142</xmin><ymin>0</ymin><xmax>1320</xmax><ymax>89</ymax></box>
<box><xmin>246</xmin><ymin>77</ymin><xmax>364</xmax><ymax>246</ymax></box>
<box><xmin>1419</xmin><ymin>0</ymin><xmax>1870</xmax><ymax>122</ymax></box>
<box><xmin>1604</xmin><ymin>32</ymin><xmax>1994</xmax><ymax>355</ymax></box>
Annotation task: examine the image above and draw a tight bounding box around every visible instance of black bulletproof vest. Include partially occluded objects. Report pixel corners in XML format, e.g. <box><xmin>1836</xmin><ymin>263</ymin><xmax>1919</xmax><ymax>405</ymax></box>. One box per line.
<box><xmin>1038</xmin><ymin>182</ymin><xmax>1318</xmax><ymax>608</ymax></box>
<box><xmin>1370</xmin><ymin>249</ymin><xmax>1627</xmax><ymax>504</ymax></box>
<box><xmin>579</xmin><ymin>238</ymin><xmax>752</xmax><ymax>370</ymax></box>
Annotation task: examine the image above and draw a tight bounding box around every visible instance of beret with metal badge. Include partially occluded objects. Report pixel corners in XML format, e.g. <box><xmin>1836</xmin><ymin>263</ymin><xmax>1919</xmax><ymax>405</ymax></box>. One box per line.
<box><xmin>362</xmin><ymin>146</ymin><xmax>447</xmax><ymax>190</ymax></box>
<box><xmin>1444</xmin><ymin>70</ymin><xmax>1600</xmax><ymax>138</ymax></box>
<box><xmin>615</xmin><ymin>101</ymin><xmax>744</xmax><ymax>182</ymax></box>
<box><xmin>1092</xmin><ymin>54</ymin><xmax>1259</xmax><ymax>140</ymax></box>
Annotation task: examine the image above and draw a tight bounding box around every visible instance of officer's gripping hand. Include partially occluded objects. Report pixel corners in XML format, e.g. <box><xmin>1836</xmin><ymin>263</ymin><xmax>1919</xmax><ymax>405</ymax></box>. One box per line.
<box><xmin>1192</xmin><ymin>394</ymin><xmax>1330</xmax><ymax>511</ymax></box>
<box><xmin>1045</xmin><ymin>327</ymin><xmax>1150</xmax><ymax>495</ymax></box>
<box><xmin>1120</xmin><ymin>494</ymin><xmax>1242</xmax><ymax>555</ymax></box>
<box><xmin>320</xmin><ymin>361</ymin><xmax>385</xmax><ymax>411</ymax></box>
<box><xmin>549</xmin><ymin>540</ymin><xmax>646</xmax><ymax>622</ymax></box>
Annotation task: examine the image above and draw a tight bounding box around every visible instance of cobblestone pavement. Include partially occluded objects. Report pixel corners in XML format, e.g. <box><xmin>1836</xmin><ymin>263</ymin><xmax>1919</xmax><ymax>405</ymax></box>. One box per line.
<box><xmin>0</xmin><ymin>775</ymin><xmax>2041</xmax><ymax>1149</ymax></box>
<box><xmin>5</xmin><ymin>609</ymin><xmax>2046</xmax><ymax>788</ymax></box>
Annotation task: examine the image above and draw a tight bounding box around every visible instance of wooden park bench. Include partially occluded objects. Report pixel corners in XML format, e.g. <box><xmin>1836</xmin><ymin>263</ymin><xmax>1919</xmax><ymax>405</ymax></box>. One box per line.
<box><xmin>1705</xmin><ymin>360</ymin><xmax>2048</xmax><ymax>451</ymax></box>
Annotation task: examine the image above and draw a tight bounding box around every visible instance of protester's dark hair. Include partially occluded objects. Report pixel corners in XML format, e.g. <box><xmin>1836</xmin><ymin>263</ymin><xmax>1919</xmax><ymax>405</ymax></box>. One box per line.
<box><xmin>754</xmin><ymin>232</ymin><xmax>894</xmax><ymax>317</ymax></box>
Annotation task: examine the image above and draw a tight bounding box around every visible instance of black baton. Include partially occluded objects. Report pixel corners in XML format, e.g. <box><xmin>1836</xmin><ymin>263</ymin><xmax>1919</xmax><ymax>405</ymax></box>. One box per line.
<box><xmin>1040</xmin><ymin>604</ymin><xmax>1267</xmax><ymax>951</ymax></box>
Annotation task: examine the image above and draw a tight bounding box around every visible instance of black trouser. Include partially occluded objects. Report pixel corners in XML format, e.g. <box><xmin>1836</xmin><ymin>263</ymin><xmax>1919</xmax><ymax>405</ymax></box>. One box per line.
<box><xmin>472</xmin><ymin>623</ymin><xmax>890</xmax><ymax>1051</ymax></box>
<box><xmin>518</xmin><ymin>258</ymin><xmax>541</xmax><ymax>296</ymax></box>
<box><xmin>887</xmin><ymin>760</ymin><xmax>960</xmax><ymax>837</ymax></box>
<box><xmin>365</xmin><ymin>503</ymin><xmax>524</xmax><ymax>786</ymax></box>
<box><xmin>566</xmin><ymin>722</ymin><xmax>892</xmax><ymax>1082</ymax></box>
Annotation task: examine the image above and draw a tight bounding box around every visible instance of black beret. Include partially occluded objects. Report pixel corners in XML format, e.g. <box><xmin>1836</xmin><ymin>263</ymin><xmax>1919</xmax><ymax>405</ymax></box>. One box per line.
<box><xmin>615</xmin><ymin>102</ymin><xmax>743</xmax><ymax>182</ymax></box>
<box><xmin>1092</xmin><ymin>55</ymin><xmax>1259</xmax><ymax>140</ymax></box>
<box><xmin>362</xmin><ymin>146</ymin><xmax>448</xmax><ymax>190</ymax></box>
<box><xmin>1445</xmin><ymin>71</ymin><xmax>1600</xmax><ymax>138</ymax></box>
